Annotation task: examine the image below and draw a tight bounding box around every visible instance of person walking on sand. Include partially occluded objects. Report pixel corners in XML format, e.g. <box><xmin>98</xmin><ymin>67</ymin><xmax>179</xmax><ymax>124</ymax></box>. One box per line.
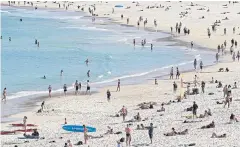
<box><xmin>23</xmin><ymin>116</ymin><xmax>27</xmax><ymax>133</ymax></box>
<box><xmin>75</xmin><ymin>80</ymin><xmax>79</xmax><ymax>95</ymax></box>
<box><xmin>148</xmin><ymin>123</ymin><xmax>154</xmax><ymax>144</ymax></box>
<box><xmin>2</xmin><ymin>88</ymin><xmax>7</xmax><ymax>102</ymax></box>
<box><xmin>83</xmin><ymin>125</ymin><xmax>88</xmax><ymax>144</ymax></box>
<box><xmin>63</xmin><ymin>84</ymin><xmax>67</xmax><ymax>96</ymax></box>
<box><xmin>200</xmin><ymin>61</ymin><xmax>203</xmax><ymax>71</ymax></box>
<box><xmin>48</xmin><ymin>85</ymin><xmax>52</xmax><ymax>98</ymax></box>
<box><xmin>41</xmin><ymin>101</ymin><xmax>45</xmax><ymax>111</ymax></box>
<box><xmin>170</xmin><ymin>67</ymin><xmax>174</xmax><ymax>79</ymax></box>
<box><xmin>194</xmin><ymin>58</ymin><xmax>197</xmax><ymax>70</ymax></box>
<box><xmin>120</xmin><ymin>106</ymin><xmax>127</xmax><ymax>122</ymax></box>
<box><xmin>116</xmin><ymin>79</ymin><xmax>121</xmax><ymax>92</ymax></box>
<box><xmin>237</xmin><ymin>51</ymin><xmax>240</xmax><ymax>61</ymax></box>
<box><xmin>107</xmin><ymin>89</ymin><xmax>111</xmax><ymax>102</ymax></box>
<box><xmin>125</xmin><ymin>124</ymin><xmax>131</xmax><ymax>146</ymax></box>
<box><xmin>176</xmin><ymin>67</ymin><xmax>180</xmax><ymax>79</ymax></box>
<box><xmin>193</xmin><ymin>101</ymin><xmax>198</xmax><ymax>119</ymax></box>
<box><xmin>232</xmin><ymin>52</ymin><xmax>236</xmax><ymax>61</ymax></box>
<box><xmin>201</xmin><ymin>81</ymin><xmax>205</xmax><ymax>93</ymax></box>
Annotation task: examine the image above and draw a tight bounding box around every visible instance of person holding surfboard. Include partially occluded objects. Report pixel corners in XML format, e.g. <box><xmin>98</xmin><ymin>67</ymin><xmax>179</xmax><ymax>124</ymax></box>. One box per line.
<box><xmin>83</xmin><ymin>125</ymin><xmax>88</xmax><ymax>144</ymax></box>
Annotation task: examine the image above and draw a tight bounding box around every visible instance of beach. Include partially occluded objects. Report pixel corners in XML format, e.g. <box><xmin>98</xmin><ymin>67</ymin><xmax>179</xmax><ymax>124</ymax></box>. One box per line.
<box><xmin>1</xmin><ymin>1</ymin><xmax>240</xmax><ymax>147</ymax></box>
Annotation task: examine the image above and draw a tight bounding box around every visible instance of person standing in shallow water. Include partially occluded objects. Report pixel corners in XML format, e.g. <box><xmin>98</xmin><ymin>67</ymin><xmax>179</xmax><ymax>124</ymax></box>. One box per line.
<box><xmin>48</xmin><ymin>85</ymin><xmax>52</xmax><ymax>98</ymax></box>
<box><xmin>63</xmin><ymin>84</ymin><xmax>67</xmax><ymax>96</ymax></box>
<box><xmin>176</xmin><ymin>67</ymin><xmax>180</xmax><ymax>79</ymax></box>
<box><xmin>151</xmin><ymin>44</ymin><xmax>153</xmax><ymax>52</ymax></box>
<box><xmin>2</xmin><ymin>88</ymin><xmax>7</xmax><ymax>102</ymax></box>
<box><xmin>116</xmin><ymin>79</ymin><xmax>121</xmax><ymax>92</ymax></box>
<box><xmin>200</xmin><ymin>61</ymin><xmax>203</xmax><ymax>71</ymax></box>
<box><xmin>170</xmin><ymin>67</ymin><xmax>174</xmax><ymax>79</ymax></box>
<box><xmin>194</xmin><ymin>58</ymin><xmax>197</xmax><ymax>70</ymax></box>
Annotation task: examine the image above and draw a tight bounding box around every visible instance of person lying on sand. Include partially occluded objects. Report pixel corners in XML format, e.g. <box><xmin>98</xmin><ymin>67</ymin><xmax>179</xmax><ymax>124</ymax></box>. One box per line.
<box><xmin>216</xmin><ymin>81</ymin><xmax>223</xmax><ymax>88</ymax></box>
<box><xmin>199</xmin><ymin>109</ymin><xmax>212</xmax><ymax>118</ymax></box>
<box><xmin>23</xmin><ymin>129</ymin><xmax>39</xmax><ymax>139</ymax></box>
<box><xmin>211</xmin><ymin>132</ymin><xmax>226</xmax><ymax>138</ymax></box>
<box><xmin>177</xmin><ymin>129</ymin><xmax>188</xmax><ymax>135</ymax></box>
<box><xmin>88</xmin><ymin>135</ymin><xmax>104</xmax><ymax>139</ymax></box>
<box><xmin>164</xmin><ymin>128</ymin><xmax>177</xmax><ymax>136</ymax></box>
<box><xmin>183</xmin><ymin>120</ymin><xmax>202</xmax><ymax>123</ymax></box>
<box><xmin>201</xmin><ymin>121</ymin><xmax>215</xmax><ymax>129</ymax></box>
<box><xmin>137</xmin><ymin>124</ymin><xmax>156</xmax><ymax>130</ymax></box>
<box><xmin>217</xmin><ymin>101</ymin><xmax>225</xmax><ymax>104</ymax></box>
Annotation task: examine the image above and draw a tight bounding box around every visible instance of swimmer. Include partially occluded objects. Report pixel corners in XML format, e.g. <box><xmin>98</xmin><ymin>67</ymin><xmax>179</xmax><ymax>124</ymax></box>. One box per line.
<box><xmin>133</xmin><ymin>39</ymin><xmax>136</xmax><ymax>46</ymax></box>
<box><xmin>42</xmin><ymin>75</ymin><xmax>46</xmax><ymax>79</ymax></box>
<box><xmin>2</xmin><ymin>88</ymin><xmax>7</xmax><ymax>101</ymax></box>
<box><xmin>35</xmin><ymin>39</ymin><xmax>37</xmax><ymax>45</ymax></box>
<box><xmin>48</xmin><ymin>85</ymin><xmax>52</xmax><ymax>98</ymax></box>
<box><xmin>0</xmin><ymin>36</ymin><xmax>2</xmax><ymax>39</ymax></box>
<box><xmin>87</xmin><ymin>70</ymin><xmax>90</xmax><ymax>77</ymax></box>
<box><xmin>60</xmin><ymin>70</ymin><xmax>63</xmax><ymax>76</ymax></box>
<box><xmin>151</xmin><ymin>44</ymin><xmax>153</xmax><ymax>51</ymax></box>
<box><xmin>85</xmin><ymin>59</ymin><xmax>89</xmax><ymax>66</ymax></box>
<box><xmin>9</xmin><ymin>37</ymin><xmax>11</xmax><ymax>42</ymax></box>
<box><xmin>20</xmin><ymin>18</ymin><xmax>22</xmax><ymax>22</ymax></box>
<box><xmin>37</xmin><ymin>42</ymin><xmax>39</xmax><ymax>47</ymax></box>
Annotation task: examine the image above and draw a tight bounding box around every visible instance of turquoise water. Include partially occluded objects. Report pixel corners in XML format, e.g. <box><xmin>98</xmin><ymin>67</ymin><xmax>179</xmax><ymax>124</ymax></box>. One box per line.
<box><xmin>1</xmin><ymin>6</ymin><xmax>216</xmax><ymax>100</ymax></box>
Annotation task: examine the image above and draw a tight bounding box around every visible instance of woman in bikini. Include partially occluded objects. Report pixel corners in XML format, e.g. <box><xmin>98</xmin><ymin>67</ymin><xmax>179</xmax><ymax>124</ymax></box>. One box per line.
<box><xmin>125</xmin><ymin>124</ymin><xmax>131</xmax><ymax>146</ymax></box>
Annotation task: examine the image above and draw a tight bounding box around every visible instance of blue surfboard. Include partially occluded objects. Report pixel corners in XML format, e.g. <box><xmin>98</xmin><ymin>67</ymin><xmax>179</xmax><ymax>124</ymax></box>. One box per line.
<box><xmin>62</xmin><ymin>125</ymin><xmax>96</xmax><ymax>132</ymax></box>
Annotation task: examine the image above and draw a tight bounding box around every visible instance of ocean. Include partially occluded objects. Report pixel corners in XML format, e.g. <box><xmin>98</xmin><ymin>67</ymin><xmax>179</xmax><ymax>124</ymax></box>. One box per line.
<box><xmin>1</xmin><ymin>6</ymin><xmax>216</xmax><ymax>119</ymax></box>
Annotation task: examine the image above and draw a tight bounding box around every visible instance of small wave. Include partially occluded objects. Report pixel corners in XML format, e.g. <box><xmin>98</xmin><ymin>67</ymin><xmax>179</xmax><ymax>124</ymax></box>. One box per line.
<box><xmin>98</xmin><ymin>75</ymin><xmax>104</xmax><ymax>78</ymax></box>
<box><xmin>0</xmin><ymin>10</ymin><xmax>11</xmax><ymax>14</ymax></box>
<box><xmin>61</xmin><ymin>26</ymin><xmax>109</xmax><ymax>31</ymax></box>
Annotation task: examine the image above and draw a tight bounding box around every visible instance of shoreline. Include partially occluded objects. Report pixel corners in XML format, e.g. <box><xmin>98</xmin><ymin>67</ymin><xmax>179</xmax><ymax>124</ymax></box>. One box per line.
<box><xmin>1</xmin><ymin>4</ymin><xmax>217</xmax><ymax>122</ymax></box>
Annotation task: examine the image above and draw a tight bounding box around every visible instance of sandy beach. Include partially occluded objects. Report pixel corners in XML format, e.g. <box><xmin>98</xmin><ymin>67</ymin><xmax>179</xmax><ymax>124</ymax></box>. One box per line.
<box><xmin>1</xmin><ymin>1</ymin><xmax>240</xmax><ymax>147</ymax></box>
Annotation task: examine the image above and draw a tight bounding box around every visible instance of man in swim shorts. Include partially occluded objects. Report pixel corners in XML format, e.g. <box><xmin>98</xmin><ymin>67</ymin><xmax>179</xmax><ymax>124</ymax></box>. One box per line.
<box><xmin>75</xmin><ymin>80</ymin><xmax>79</xmax><ymax>95</ymax></box>
<box><xmin>125</xmin><ymin>124</ymin><xmax>131</xmax><ymax>146</ymax></box>
<box><xmin>86</xmin><ymin>80</ymin><xmax>91</xmax><ymax>95</ymax></box>
<box><xmin>63</xmin><ymin>84</ymin><xmax>67</xmax><ymax>96</ymax></box>
<box><xmin>116</xmin><ymin>79</ymin><xmax>121</xmax><ymax>92</ymax></box>
<box><xmin>148</xmin><ymin>123</ymin><xmax>153</xmax><ymax>144</ymax></box>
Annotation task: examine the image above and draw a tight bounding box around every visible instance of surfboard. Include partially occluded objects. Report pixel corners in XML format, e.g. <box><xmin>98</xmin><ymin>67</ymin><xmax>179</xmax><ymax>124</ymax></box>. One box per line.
<box><xmin>1</xmin><ymin>131</ymin><xmax>15</xmax><ymax>135</ymax></box>
<box><xmin>62</xmin><ymin>125</ymin><xmax>96</xmax><ymax>132</ymax></box>
<box><xmin>11</xmin><ymin>124</ymin><xmax>37</xmax><ymax>127</ymax></box>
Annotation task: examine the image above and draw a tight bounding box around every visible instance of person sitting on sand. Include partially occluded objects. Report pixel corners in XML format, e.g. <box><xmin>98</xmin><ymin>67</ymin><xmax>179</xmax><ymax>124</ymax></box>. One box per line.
<box><xmin>157</xmin><ymin>103</ymin><xmax>165</xmax><ymax>112</ymax></box>
<box><xmin>201</xmin><ymin>121</ymin><xmax>215</xmax><ymax>129</ymax></box>
<box><xmin>164</xmin><ymin>128</ymin><xmax>177</xmax><ymax>136</ymax></box>
<box><xmin>233</xmin><ymin>82</ymin><xmax>237</xmax><ymax>89</ymax></box>
<box><xmin>136</xmin><ymin>124</ymin><xmax>145</xmax><ymax>130</ymax></box>
<box><xmin>104</xmin><ymin>126</ymin><xmax>113</xmax><ymax>135</ymax></box>
<box><xmin>230</xmin><ymin>113</ymin><xmax>239</xmax><ymax>123</ymax></box>
<box><xmin>32</xmin><ymin>129</ymin><xmax>39</xmax><ymax>137</ymax></box>
<box><xmin>199</xmin><ymin>110</ymin><xmax>209</xmax><ymax>118</ymax></box>
<box><xmin>216</xmin><ymin>81</ymin><xmax>223</xmax><ymax>88</ymax></box>
<box><xmin>134</xmin><ymin>112</ymin><xmax>141</xmax><ymax>121</ymax></box>
<box><xmin>211</xmin><ymin>133</ymin><xmax>226</xmax><ymax>138</ymax></box>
